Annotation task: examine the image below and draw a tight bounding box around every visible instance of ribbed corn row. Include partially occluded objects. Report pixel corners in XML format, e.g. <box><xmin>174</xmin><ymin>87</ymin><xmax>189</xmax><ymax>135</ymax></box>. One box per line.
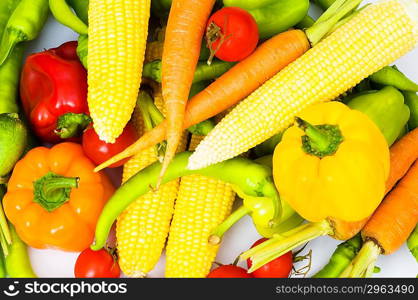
<box><xmin>88</xmin><ymin>0</ymin><xmax>151</xmax><ymax>143</ymax></box>
<box><xmin>116</xmin><ymin>85</ymin><xmax>187</xmax><ymax>277</ymax></box>
<box><xmin>165</xmin><ymin>135</ymin><xmax>236</xmax><ymax>278</ymax></box>
<box><xmin>188</xmin><ymin>0</ymin><xmax>418</xmax><ymax>169</ymax></box>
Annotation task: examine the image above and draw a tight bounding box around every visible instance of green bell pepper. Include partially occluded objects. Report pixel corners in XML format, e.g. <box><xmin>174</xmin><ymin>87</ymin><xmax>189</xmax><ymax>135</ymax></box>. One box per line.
<box><xmin>223</xmin><ymin>0</ymin><xmax>310</xmax><ymax>39</ymax></box>
<box><xmin>404</xmin><ymin>91</ymin><xmax>418</xmax><ymax>130</ymax></box>
<box><xmin>347</xmin><ymin>86</ymin><xmax>410</xmax><ymax>146</ymax></box>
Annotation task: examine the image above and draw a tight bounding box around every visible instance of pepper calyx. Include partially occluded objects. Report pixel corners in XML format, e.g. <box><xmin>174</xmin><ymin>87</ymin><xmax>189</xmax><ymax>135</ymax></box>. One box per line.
<box><xmin>33</xmin><ymin>172</ymin><xmax>79</xmax><ymax>212</ymax></box>
<box><xmin>55</xmin><ymin>112</ymin><xmax>92</xmax><ymax>139</ymax></box>
<box><xmin>296</xmin><ymin>117</ymin><xmax>343</xmax><ymax>158</ymax></box>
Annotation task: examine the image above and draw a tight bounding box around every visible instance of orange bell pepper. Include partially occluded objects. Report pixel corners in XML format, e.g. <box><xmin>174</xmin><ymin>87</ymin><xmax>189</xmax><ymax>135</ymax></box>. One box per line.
<box><xmin>3</xmin><ymin>142</ymin><xmax>114</xmax><ymax>252</ymax></box>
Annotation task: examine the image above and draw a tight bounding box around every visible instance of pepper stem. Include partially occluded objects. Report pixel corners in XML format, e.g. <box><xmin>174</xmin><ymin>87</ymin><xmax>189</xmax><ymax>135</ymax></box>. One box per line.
<box><xmin>209</xmin><ymin>205</ymin><xmax>251</xmax><ymax>245</ymax></box>
<box><xmin>296</xmin><ymin>117</ymin><xmax>343</xmax><ymax>158</ymax></box>
<box><xmin>242</xmin><ymin>220</ymin><xmax>333</xmax><ymax>273</ymax></box>
<box><xmin>33</xmin><ymin>172</ymin><xmax>79</xmax><ymax>212</ymax></box>
<box><xmin>55</xmin><ymin>113</ymin><xmax>92</xmax><ymax>139</ymax></box>
<box><xmin>340</xmin><ymin>240</ymin><xmax>382</xmax><ymax>278</ymax></box>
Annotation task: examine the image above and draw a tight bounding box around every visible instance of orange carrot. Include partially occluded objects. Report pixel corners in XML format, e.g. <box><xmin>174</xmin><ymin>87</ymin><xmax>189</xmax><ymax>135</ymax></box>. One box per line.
<box><xmin>158</xmin><ymin>0</ymin><xmax>216</xmax><ymax>187</ymax></box>
<box><xmin>384</xmin><ymin>128</ymin><xmax>418</xmax><ymax>194</ymax></box>
<box><xmin>342</xmin><ymin>161</ymin><xmax>418</xmax><ymax>277</ymax></box>
<box><xmin>363</xmin><ymin>161</ymin><xmax>418</xmax><ymax>255</ymax></box>
<box><xmin>95</xmin><ymin>29</ymin><xmax>310</xmax><ymax>171</ymax></box>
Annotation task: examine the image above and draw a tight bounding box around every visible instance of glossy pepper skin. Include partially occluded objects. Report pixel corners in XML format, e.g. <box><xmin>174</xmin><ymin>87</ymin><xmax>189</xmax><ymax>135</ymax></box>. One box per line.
<box><xmin>347</xmin><ymin>86</ymin><xmax>410</xmax><ymax>146</ymax></box>
<box><xmin>20</xmin><ymin>41</ymin><xmax>90</xmax><ymax>143</ymax></box>
<box><xmin>274</xmin><ymin>102</ymin><xmax>390</xmax><ymax>223</ymax></box>
<box><xmin>223</xmin><ymin>0</ymin><xmax>309</xmax><ymax>39</ymax></box>
<box><xmin>3</xmin><ymin>143</ymin><xmax>114</xmax><ymax>252</ymax></box>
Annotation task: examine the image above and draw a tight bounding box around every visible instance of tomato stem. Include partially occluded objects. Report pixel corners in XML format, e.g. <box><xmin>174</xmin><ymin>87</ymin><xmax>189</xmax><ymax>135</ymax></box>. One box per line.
<box><xmin>205</xmin><ymin>22</ymin><xmax>231</xmax><ymax>66</ymax></box>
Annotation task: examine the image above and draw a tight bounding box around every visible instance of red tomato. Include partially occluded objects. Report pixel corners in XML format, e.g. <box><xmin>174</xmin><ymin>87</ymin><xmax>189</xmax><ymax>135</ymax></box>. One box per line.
<box><xmin>74</xmin><ymin>248</ymin><xmax>120</xmax><ymax>278</ymax></box>
<box><xmin>206</xmin><ymin>7</ymin><xmax>259</xmax><ymax>62</ymax></box>
<box><xmin>82</xmin><ymin>123</ymin><xmax>137</xmax><ymax>168</ymax></box>
<box><xmin>247</xmin><ymin>238</ymin><xmax>293</xmax><ymax>278</ymax></box>
<box><xmin>207</xmin><ymin>265</ymin><xmax>253</xmax><ymax>278</ymax></box>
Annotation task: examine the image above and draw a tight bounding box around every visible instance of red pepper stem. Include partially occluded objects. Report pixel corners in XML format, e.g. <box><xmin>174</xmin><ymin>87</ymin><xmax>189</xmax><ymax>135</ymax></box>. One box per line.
<box><xmin>33</xmin><ymin>172</ymin><xmax>79</xmax><ymax>212</ymax></box>
<box><xmin>209</xmin><ymin>205</ymin><xmax>251</xmax><ymax>245</ymax></box>
<box><xmin>55</xmin><ymin>112</ymin><xmax>92</xmax><ymax>139</ymax></box>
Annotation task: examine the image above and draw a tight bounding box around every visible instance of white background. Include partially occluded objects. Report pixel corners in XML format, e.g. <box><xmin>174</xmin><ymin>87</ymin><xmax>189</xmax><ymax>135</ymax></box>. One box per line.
<box><xmin>25</xmin><ymin>0</ymin><xmax>418</xmax><ymax>277</ymax></box>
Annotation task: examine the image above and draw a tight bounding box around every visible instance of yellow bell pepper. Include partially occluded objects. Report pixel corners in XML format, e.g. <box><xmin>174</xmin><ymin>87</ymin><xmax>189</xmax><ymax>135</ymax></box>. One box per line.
<box><xmin>273</xmin><ymin>101</ymin><xmax>389</xmax><ymax>222</ymax></box>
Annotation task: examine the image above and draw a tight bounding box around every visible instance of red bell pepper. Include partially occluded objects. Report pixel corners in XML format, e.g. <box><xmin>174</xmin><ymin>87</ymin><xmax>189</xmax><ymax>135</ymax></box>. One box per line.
<box><xmin>20</xmin><ymin>41</ymin><xmax>90</xmax><ymax>143</ymax></box>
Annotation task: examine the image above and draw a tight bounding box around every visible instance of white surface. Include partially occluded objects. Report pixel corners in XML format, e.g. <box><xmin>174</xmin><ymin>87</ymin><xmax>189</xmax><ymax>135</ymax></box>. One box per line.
<box><xmin>25</xmin><ymin>1</ymin><xmax>418</xmax><ymax>278</ymax></box>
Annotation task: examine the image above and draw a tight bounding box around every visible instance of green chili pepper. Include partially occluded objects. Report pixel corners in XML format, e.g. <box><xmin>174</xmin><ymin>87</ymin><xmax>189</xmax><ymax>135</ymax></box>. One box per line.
<box><xmin>0</xmin><ymin>45</ymin><xmax>24</xmax><ymax>114</ymax></box>
<box><xmin>223</xmin><ymin>0</ymin><xmax>309</xmax><ymax>39</ymax></box>
<box><xmin>0</xmin><ymin>0</ymin><xmax>49</xmax><ymax>65</ymax></box>
<box><xmin>407</xmin><ymin>228</ymin><xmax>418</xmax><ymax>264</ymax></box>
<box><xmin>369</xmin><ymin>66</ymin><xmax>418</xmax><ymax>92</ymax></box>
<box><xmin>76</xmin><ymin>34</ymin><xmax>88</xmax><ymax>68</ymax></box>
<box><xmin>404</xmin><ymin>91</ymin><xmax>418</xmax><ymax>130</ymax></box>
<box><xmin>347</xmin><ymin>86</ymin><xmax>410</xmax><ymax>146</ymax></box>
<box><xmin>4</xmin><ymin>225</ymin><xmax>36</xmax><ymax>278</ymax></box>
<box><xmin>67</xmin><ymin>0</ymin><xmax>89</xmax><ymax>25</ymax></box>
<box><xmin>407</xmin><ymin>225</ymin><xmax>418</xmax><ymax>263</ymax></box>
<box><xmin>143</xmin><ymin>59</ymin><xmax>235</xmax><ymax>84</ymax></box>
<box><xmin>92</xmin><ymin>151</ymin><xmax>294</xmax><ymax>250</ymax></box>
<box><xmin>49</xmin><ymin>0</ymin><xmax>88</xmax><ymax>35</ymax></box>
<box><xmin>0</xmin><ymin>185</ymin><xmax>11</xmax><ymax>258</ymax></box>
<box><xmin>313</xmin><ymin>234</ymin><xmax>362</xmax><ymax>278</ymax></box>
<box><xmin>0</xmin><ymin>0</ymin><xmax>23</xmax><ymax>114</ymax></box>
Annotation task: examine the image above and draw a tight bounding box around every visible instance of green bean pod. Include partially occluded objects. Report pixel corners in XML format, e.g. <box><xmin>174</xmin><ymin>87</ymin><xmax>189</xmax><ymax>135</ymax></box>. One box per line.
<box><xmin>142</xmin><ymin>59</ymin><xmax>235</xmax><ymax>84</ymax></box>
<box><xmin>5</xmin><ymin>225</ymin><xmax>36</xmax><ymax>278</ymax></box>
<box><xmin>404</xmin><ymin>91</ymin><xmax>418</xmax><ymax>130</ymax></box>
<box><xmin>313</xmin><ymin>234</ymin><xmax>362</xmax><ymax>278</ymax></box>
<box><xmin>92</xmin><ymin>152</ymin><xmax>293</xmax><ymax>250</ymax></box>
<box><xmin>49</xmin><ymin>0</ymin><xmax>88</xmax><ymax>35</ymax></box>
<box><xmin>0</xmin><ymin>0</ymin><xmax>49</xmax><ymax>65</ymax></box>
<box><xmin>407</xmin><ymin>225</ymin><xmax>418</xmax><ymax>263</ymax></box>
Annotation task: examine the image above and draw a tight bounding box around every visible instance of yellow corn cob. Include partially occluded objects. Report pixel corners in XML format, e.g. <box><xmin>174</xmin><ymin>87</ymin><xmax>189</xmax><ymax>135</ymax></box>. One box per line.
<box><xmin>117</xmin><ymin>88</ymin><xmax>188</xmax><ymax>277</ymax></box>
<box><xmin>188</xmin><ymin>0</ymin><xmax>418</xmax><ymax>169</ymax></box>
<box><xmin>145</xmin><ymin>41</ymin><xmax>164</xmax><ymax>63</ymax></box>
<box><xmin>165</xmin><ymin>135</ymin><xmax>236</xmax><ymax>278</ymax></box>
<box><xmin>88</xmin><ymin>0</ymin><xmax>151</xmax><ymax>143</ymax></box>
